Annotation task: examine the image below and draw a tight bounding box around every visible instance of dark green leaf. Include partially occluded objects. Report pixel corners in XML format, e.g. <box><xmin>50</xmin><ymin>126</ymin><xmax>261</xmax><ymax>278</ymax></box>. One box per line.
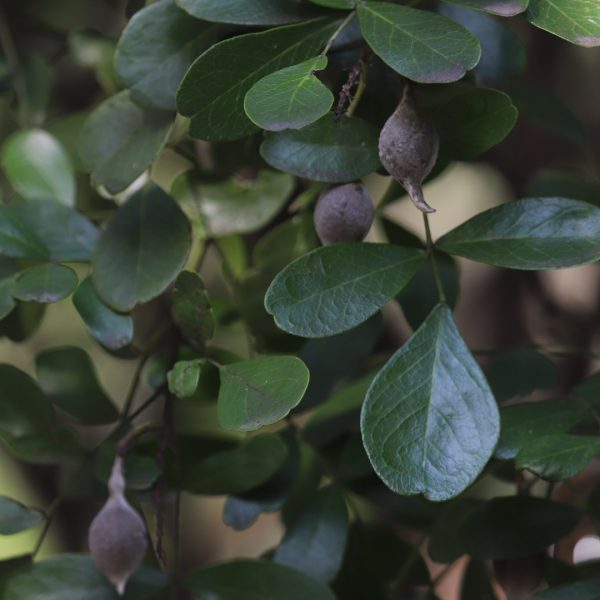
<box><xmin>533</xmin><ymin>580</ymin><xmax>600</xmax><ymax>599</ymax></box>
<box><xmin>265</xmin><ymin>243</ymin><xmax>425</xmax><ymax>337</ymax></box>
<box><xmin>181</xmin><ymin>433</ymin><xmax>288</xmax><ymax>495</ymax></box>
<box><xmin>218</xmin><ymin>356</ymin><xmax>310</xmax><ymax>431</ymax></box>
<box><xmin>526</xmin><ymin>0</ymin><xmax>600</xmax><ymax>47</ymax></box>
<box><xmin>274</xmin><ymin>486</ymin><xmax>349</xmax><ymax>583</ymax></box>
<box><xmin>92</xmin><ymin>184</ymin><xmax>191</xmax><ymax>311</ymax></box>
<box><xmin>72</xmin><ymin>277</ymin><xmax>134</xmax><ymax>350</ymax></box>
<box><xmin>437</xmin><ymin>198</ymin><xmax>600</xmax><ymax>269</ymax></box>
<box><xmin>457</xmin><ymin>496</ymin><xmax>581</xmax><ymax>559</ymax></box>
<box><xmin>0</xmin><ymin>556</ymin><xmax>31</xmax><ymax>599</ymax></box>
<box><xmin>115</xmin><ymin>0</ymin><xmax>216</xmax><ymax>110</ymax></box>
<box><xmin>516</xmin><ymin>434</ymin><xmax>600</xmax><ymax>480</ymax></box>
<box><xmin>0</xmin><ymin>496</ymin><xmax>44</xmax><ymax>535</ymax></box>
<box><xmin>361</xmin><ymin>304</ymin><xmax>500</xmax><ymax>501</ymax></box>
<box><xmin>184</xmin><ymin>559</ymin><xmax>335</xmax><ymax>600</ymax></box>
<box><xmin>430</xmin><ymin>87</ymin><xmax>518</xmax><ymax>159</ymax></box>
<box><xmin>260</xmin><ymin>115</ymin><xmax>381</xmax><ymax>182</ymax></box>
<box><xmin>174</xmin><ymin>170</ymin><xmax>294</xmax><ymax>236</ymax></box>
<box><xmin>1</xmin><ymin>200</ymin><xmax>100</xmax><ymax>262</ymax></box>
<box><xmin>495</xmin><ymin>400</ymin><xmax>588</xmax><ymax>460</ymax></box>
<box><xmin>3</xmin><ymin>554</ymin><xmax>169</xmax><ymax>600</ymax></box>
<box><xmin>245</xmin><ymin>56</ymin><xmax>333</xmax><ymax>131</ymax></box>
<box><xmin>172</xmin><ymin>271</ymin><xmax>215</xmax><ymax>349</ymax></box>
<box><xmin>1</xmin><ymin>129</ymin><xmax>75</xmax><ymax>206</ymax></box>
<box><xmin>0</xmin><ymin>277</ymin><xmax>16</xmax><ymax>320</ymax></box>
<box><xmin>79</xmin><ymin>91</ymin><xmax>173</xmax><ymax>193</ymax></box>
<box><xmin>309</xmin><ymin>0</ymin><xmax>355</xmax><ymax>7</ymax></box>
<box><xmin>486</xmin><ymin>348</ymin><xmax>557</xmax><ymax>402</ymax></box>
<box><xmin>177</xmin><ymin>19</ymin><xmax>337</xmax><ymax>140</ymax></box>
<box><xmin>12</xmin><ymin>264</ymin><xmax>78</xmax><ymax>303</ymax></box>
<box><xmin>19</xmin><ymin>52</ymin><xmax>52</xmax><ymax>126</ymax></box>
<box><xmin>571</xmin><ymin>370</ymin><xmax>600</xmax><ymax>403</ymax></box>
<box><xmin>443</xmin><ymin>0</ymin><xmax>528</xmax><ymax>16</ymax></box>
<box><xmin>357</xmin><ymin>2</ymin><xmax>481</xmax><ymax>83</ymax></box>
<box><xmin>35</xmin><ymin>347</ymin><xmax>118</xmax><ymax>425</ymax></box>
<box><xmin>176</xmin><ymin>0</ymin><xmax>316</xmax><ymax>25</ymax></box>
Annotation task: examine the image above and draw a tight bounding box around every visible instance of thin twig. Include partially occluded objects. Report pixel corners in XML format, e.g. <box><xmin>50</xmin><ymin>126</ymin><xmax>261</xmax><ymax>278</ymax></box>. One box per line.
<box><xmin>320</xmin><ymin>11</ymin><xmax>356</xmax><ymax>57</ymax></box>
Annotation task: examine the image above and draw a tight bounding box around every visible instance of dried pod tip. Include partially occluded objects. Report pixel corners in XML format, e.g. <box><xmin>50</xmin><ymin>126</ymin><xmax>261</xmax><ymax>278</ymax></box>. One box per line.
<box><xmin>378</xmin><ymin>84</ymin><xmax>439</xmax><ymax>214</ymax></box>
<box><xmin>88</xmin><ymin>456</ymin><xmax>148</xmax><ymax>596</ymax></box>
<box><xmin>313</xmin><ymin>182</ymin><xmax>374</xmax><ymax>245</ymax></box>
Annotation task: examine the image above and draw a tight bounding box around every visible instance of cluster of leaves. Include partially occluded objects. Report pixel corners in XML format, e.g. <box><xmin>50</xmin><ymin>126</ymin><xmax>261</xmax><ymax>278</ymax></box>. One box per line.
<box><xmin>0</xmin><ymin>0</ymin><xmax>599</xmax><ymax>599</ymax></box>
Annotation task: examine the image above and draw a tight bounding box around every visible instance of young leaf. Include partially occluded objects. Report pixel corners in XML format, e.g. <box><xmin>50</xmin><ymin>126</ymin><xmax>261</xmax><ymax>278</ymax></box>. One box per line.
<box><xmin>245</xmin><ymin>56</ymin><xmax>333</xmax><ymax>131</ymax></box>
<box><xmin>357</xmin><ymin>2</ymin><xmax>481</xmax><ymax>83</ymax></box>
<box><xmin>176</xmin><ymin>0</ymin><xmax>315</xmax><ymax>25</ymax></box>
<box><xmin>115</xmin><ymin>0</ymin><xmax>216</xmax><ymax>111</ymax></box>
<box><xmin>72</xmin><ymin>278</ymin><xmax>134</xmax><ymax>350</ymax></box>
<box><xmin>437</xmin><ymin>198</ymin><xmax>600</xmax><ymax>269</ymax></box>
<box><xmin>168</xmin><ymin>359</ymin><xmax>203</xmax><ymax>398</ymax></box>
<box><xmin>12</xmin><ymin>264</ymin><xmax>78</xmax><ymax>304</ymax></box>
<box><xmin>260</xmin><ymin>115</ymin><xmax>381</xmax><ymax>182</ymax></box>
<box><xmin>218</xmin><ymin>356</ymin><xmax>310</xmax><ymax>431</ymax></box>
<box><xmin>0</xmin><ymin>496</ymin><xmax>44</xmax><ymax>535</ymax></box>
<box><xmin>361</xmin><ymin>304</ymin><xmax>500</xmax><ymax>501</ymax></box>
<box><xmin>184</xmin><ymin>559</ymin><xmax>335</xmax><ymax>600</ymax></box>
<box><xmin>1</xmin><ymin>129</ymin><xmax>75</xmax><ymax>206</ymax></box>
<box><xmin>265</xmin><ymin>243</ymin><xmax>425</xmax><ymax>337</ymax></box>
<box><xmin>516</xmin><ymin>434</ymin><xmax>600</xmax><ymax>480</ymax></box>
<box><xmin>79</xmin><ymin>91</ymin><xmax>173</xmax><ymax>193</ymax></box>
<box><xmin>92</xmin><ymin>184</ymin><xmax>191</xmax><ymax>312</ymax></box>
<box><xmin>526</xmin><ymin>0</ymin><xmax>600</xmax><ymax>47</ymax></box>
<box><xmin>35</xmin><ymin>347</ymin><xmax>118</xmax><ymax>425</ymax></box>
<box><xmin>442</xmin><ymin>0</ymin><xmax>528</xmax><ymax>16</ymax></box>
<box><xmin>177</xmin><ymin>18</ymin><xmax>337</xmax><ymax>140</ymax></box>
<box><xmin>274</xmin><ymin>486</ymin><xmax>349</xmax><ymax>583</ymax></box>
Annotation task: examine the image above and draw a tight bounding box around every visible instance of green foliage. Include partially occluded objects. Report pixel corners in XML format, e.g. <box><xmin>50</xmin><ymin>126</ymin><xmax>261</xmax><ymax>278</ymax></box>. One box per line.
<box><xmin>0</xmin><ymin>0</ymin><xmax>598</xmax><ymax>597</ymax></box>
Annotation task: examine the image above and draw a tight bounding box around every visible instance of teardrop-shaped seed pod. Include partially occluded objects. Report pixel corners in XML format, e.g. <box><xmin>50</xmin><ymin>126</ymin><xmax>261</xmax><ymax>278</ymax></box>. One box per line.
<box><xmin>378</xmin><ymin>84</ymin><xmax>439</xmax><ymax>214</ymax></box>
<box><xmin>314</xmin><ymin>182</ymin><xmax>374</xmax><ymax>245</ymax></box>
<box><xmin>88</xmin><ymin>456</ymin><xmax>148</xmax><ymax>595</ymax></box>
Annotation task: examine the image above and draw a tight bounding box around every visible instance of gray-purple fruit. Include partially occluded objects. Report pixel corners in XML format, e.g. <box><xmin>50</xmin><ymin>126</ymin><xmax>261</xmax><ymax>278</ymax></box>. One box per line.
<box><xmin>314</xmin><ymin>183</ymin><xmax>374</xmax><ymax>245</ymax></box>
<box><xmin>88</xmin><ymin>457</ymin><xmax>148</xmax><ymax>595</ymax></box>
<box><xmin>378</xmin><ymin>84</ymin><xmax>439</xmax><ymax>213</ymax></box>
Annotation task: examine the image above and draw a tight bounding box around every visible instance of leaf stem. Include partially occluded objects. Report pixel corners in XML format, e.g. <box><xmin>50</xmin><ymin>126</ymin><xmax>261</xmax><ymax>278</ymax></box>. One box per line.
<box><xmin>422</xmin><ymin>213</ymin><xmax>446</xmax><ymax>304</ymax></box>
<box><xmin>320</xmin><ymin>11</ymin><xmax>356</xmax><ymax>57</ymax></box>
<box><xmin>345</xmin><ymin>60</ymin><xmax>367</xmax><ymax>118</ymax></box>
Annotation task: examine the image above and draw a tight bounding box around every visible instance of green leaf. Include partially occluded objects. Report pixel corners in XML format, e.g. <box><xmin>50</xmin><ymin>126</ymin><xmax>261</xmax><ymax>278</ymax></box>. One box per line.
<box><xmin>176</xmin><ymin>0</ymin><xmax>316</xmax><ymax>25</ymax></box>
<box><xmin>260</xmin><ymin>115</ymin><xmax>381</xmax><ymax>182</ymax></box>
<box><xmin>357</xmin><ymin>2</ymin><xmax>481</xmax><ymax>83</ymax></box>
<box><xmin>176</xmin><ymin>18</ymin><xmax>337</xmax><ymax>141</ymax></box>
<box><xmin>304</xmin><ymin>372</ymin><xmax>376</xmax><ymax>447</ymax></box>
<box><xmin>571</xmin><ymin>370</ymin><xmax>600</xmax><ymax>404</ymax></box>
<box><xmin>181</xmin><ymin>433</ymin><xmax>288</xmax><ymax>495</ymax></box>
<box><xmin>174</xmin><ymin>170</ymin><xmax>294</xmax><ymax>236</ymax></box>
<box><xmin>436</xmin><ymin>198</ymin><xmax>600</xmax><ymax>269</ymax></box>
<box><xmin>79</xmin><ymin>91</ymin><xmax>173</xmax><ymax>193</ymax></box>
<box><xmin>35</xmin><ymin>347</ymin><xmax>118</xmax><ymax>425</ymax></box>
<box><xmin>274</xmin><ymin>486</ymin><xmax>349</xmax><ymax>583</ymax></box>
<box><xmin>442</xmin><ymin>0</ymin><xmax>528</xmax><ymax>16</ymax></box>
<box><xmin>168</xmin><ymin>359</ymin><xmax>203</xmax><ymax>398</ymax></box>
<box><xmin>266</xmin><ymin>243</ymin><xmax>425</xmax><ymax>338</ymax></box>
<box><xmin>172</xmin><ymin>271</ymin><xmax>215</xmax><ymax>349</ymax></box>
<box><xmin>184</xmin><ymin>559</ymin><xmax>336</xmax><ymax>600</ymax></box>
<box><xmin>115</xmin><ymin>0</ymin><xmax>216</xmax><ymax>111</ymax></box>
<box><xmin>309</xmin><ymin>0</ymin><xmax>356</xmax><ymax>8</ymax></box>
<box><xmin>486</xmin><ymin>348</ymin><xmax>558</xmax><ymax>402</ymax></box>
<box><xmin>245</xmin><ymin>56</ymin><xmax>333</xmax><ymax>131</ymax></box>
<box><xmin>0</xmin><ymin>277</ymin><xmax>16</xmax><ymax>320</ymax></box>
<box><xmin>3</xmin><ymin>554</ymin><xmax>169</xmax><ymax>600</ymax></box>
<box><xmin>92</xmin><ymin>184</ymin><xmax>191</xmax><ymax>311</ymax></box>
<box><xmin>361</xmin><ymin>304</ymin><xmax>500</xmax><ymax>501</ymax></box>
<box><xmin>218</xmin><ymin>356</ymin><xmax>310</xmax><ymax>431</ymax></box>
<box><xmin>495</xmin><ymin>400</ymin><xmax>589</xmax><ymax>460</ymax></box>
<box><xmin>1</xmin><ymin>200</ymin><xmax>100</xmax><ymax>262</ymax></box>
<box><xmin>1</xmin><ymin>129</ymin><xmax>75</xmax><ymax>206</ymax></box>
<box><xmin>0</xmin><ymin>496</ymin><xmax>44</xmax><ymax>535</ymax></box>
<box><xmin>516</xmin><ymin>434</ymin><xmax>600</xmax><ymax>480</ymax></box>
<box><xmin>72</xmin><ymin>277</ymin><xmax>134</xmax><ymax>350</ymax></box>
<box><xmin>533</xmin><ymin>580</ymin><xmax>600</xmax><ymax>599</ymax></box>
<box><xmin>429</xmin><ymin>87</ymin><xmax>518</xmax><ymax>159</ymax></box>
<box><xmin>526</xmin><ymin>0</ymin><xmax>600</xmax><ymax>47</ymax></box>
<box><xmin>457</xmin><ymin>496</ymin><xmax>581</xmax><ymax>559</ymax></box>
<box><xmin>12</xmin><ymin>264</ymin><xmax>78</xmax><ymax>304</ymax></box>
